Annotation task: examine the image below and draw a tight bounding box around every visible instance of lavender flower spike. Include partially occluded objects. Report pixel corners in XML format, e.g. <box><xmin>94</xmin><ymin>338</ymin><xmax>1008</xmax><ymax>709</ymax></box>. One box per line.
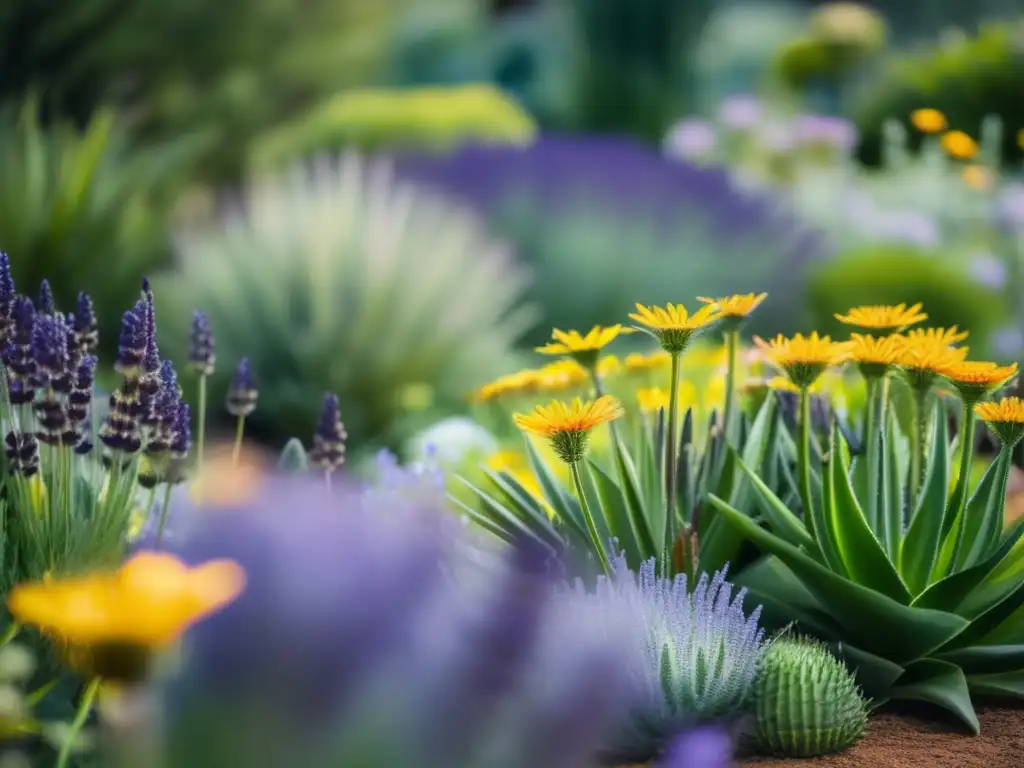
<box><xmin>187</xmin><ymin>310</ymin><xmax>215</xmax><ymax>376</ymax></box>
<box><xmin>36</xmin><ymin>280</ymin><xmax>56</xmax><ymax>315</ymax></box>
<box><xmin>0</xmin><ymin>253</ymin><xmax>16</xmax><ymax>346</ymax></box>
<box><xmin>74</xmin><ymin>291</ymin><xmax>99</xmax><ymax>356</ymax></box>
<box><xmin>3</xmin><ymin>298</ymin><xmax>36</xmax><ymax>405</ymax></box>
<box><xmin>30</xmin><ymin>312</ymin><xmax>70</xmax><ymax>387</ymax></box>
<box><xmin>225</xmin><ymin>358</ymin><xmax>258</xmax><ymax>417</ymax></box>
<box><xmin>114</xmin><ymin>308</ymin><xmax>146</xmax><ymax>380</ymax></box>
<box><xmin>309</xmin><ymin>393</ymin><xmax>347</xmax><ymax>472</ymax></box>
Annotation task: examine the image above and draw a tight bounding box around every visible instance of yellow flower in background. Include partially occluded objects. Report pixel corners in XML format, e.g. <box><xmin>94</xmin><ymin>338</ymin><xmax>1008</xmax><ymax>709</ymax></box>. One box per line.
<box><xmin>976</xmin><ymin>397</ymin><xmax>1024</xmax><ymax>446</ymax></box>
<box><xmin>624</xmin><ymin>350</ymin><xmax>671</xmax><ymax>373</ymax></box>
<box><xmin>629</xmin><ymin>303</ymin><xmax>721</xmax><ymax>353</ymax></box>
<box><xmin>697</xmin><ymin>292</ymin><xmax>768</xmax><ymax>319</ymax></box>
<box><xmin>636</xmin><ymin>382</ymin><xmax>697</xmax><ymax>415</ymax></box>
<box><xmin>902</xmin><ymin>326</ymin><xmax>970</xmax><ymax>348</ymax></box>
<box><xmin>473</xmin><ymin>369</ymin><xmax>540</xmax><ymax>403</ymax></box>
<box><xmin>939</xmin><ymin>360</ymin><xmax>1018</xmax><ymax>402</ymax></box>
<box><xmin>754</xmin><ymin>332</ymin><xmax>848</xmax><ymax>389</ymax></box>
<box><xmin>962</xmin><ymin>164</ymin><xmax>994</xmax><ymax>191</ymax></box>
<box><xmin>834</xmin><ymin>303</ymin><xmax>926</xmax><ymax>332</ymax></box>
<box><xmin>704</xmin><ymin>374</ymin><xmax>726</xmax><ymax>411</ymax></box>
<box><xmin>597</xmin><ymin>355</ymin><xmax>622</xmax><ymax>378</ymax></box>
<box><xmin>485</xmin><ymin>449</ymin><xmax>528</xmax><ymax>473</ymax></box>
<box><xmin>846</xmin><ymin>332</ymin><xmax>904</xmax><ymax>378</ymax></box>
<box><xmin>514</xmin><ymin>396</ymin><xmax>624</xmax><ymax>463</ymax></box>
<box><xmin>536</xmin><ymin>359</ymin><xmax>589</xmax><ymax>392</ymax></box>
<box><xmin>8</xmin><ymin>552</ymin><xmax>246</xmax><ymax>650</ymax></box>
<box><xmin>684</xmin><ymin>344</ymin><xmax>728</xmax><ymax>368</ymax></box>
<box><xmin>941</xmin><ymin>130</ymin><xmax>979</xmax><ymax>160</ymax></box>
<box><xmin>910</xmin><ymin>108</ymin><xmax>947</xmax><ymax>134</ymax></box>
<box><xmin>536</xmin><ymin>325</ymin><xmax>632</xmax><ymax>367</ymax></box>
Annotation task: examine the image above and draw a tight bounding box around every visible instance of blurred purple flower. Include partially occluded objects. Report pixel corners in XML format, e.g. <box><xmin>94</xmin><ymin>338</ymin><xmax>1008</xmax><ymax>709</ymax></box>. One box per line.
<box><xmin>794</xmin><ymin>114</ymin><xmax>859</xmax><ymax>153</ymax></box>
<box><xmin>160</xmin><ymin>476</ymin><xmax>640</xmax><ymax>768</ymax></box>
<box><xmin>761</xmin><ymin>122</ymin><xmax>797</xmax><ymax>154</ymax></box>
<box><xmin>659</xmin><ymin>726</ymin><xmax>734</xmax><ymax>768</ymax></box>
<box><xmin>967</xmin><ymin>251</ymin><xmax>1008</xmax><ymax>289</ymax></box>
<box><xmin>993</xmin><ymin>326</ymin><xmax>1024</xmax><ymax>358</ymax></box>
<box><xmin>998</xmin><ymin>183</ymin><xmax>1024</xmax><ymax>233</ymax></box>
<box><xmin>877</xmin><ymin>211</ymin><xmax>941</xmax><ymax>248</ymax></box>
<box><xmin>664</xmin><ymin>119</ymin><xmax>718</xmax><ymax>160</ymax></box>
<box><xmin>717</xmin><ymin>95</ymin><xmax>763</xmax><ymax>131</ymax></box>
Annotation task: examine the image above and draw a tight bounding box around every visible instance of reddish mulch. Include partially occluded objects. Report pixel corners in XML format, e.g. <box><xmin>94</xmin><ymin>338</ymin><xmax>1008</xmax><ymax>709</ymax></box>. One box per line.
<box><xmin>742</xmin><ymin>706</ymin><xmax>1024</xmax><ymax>768</ymax></box>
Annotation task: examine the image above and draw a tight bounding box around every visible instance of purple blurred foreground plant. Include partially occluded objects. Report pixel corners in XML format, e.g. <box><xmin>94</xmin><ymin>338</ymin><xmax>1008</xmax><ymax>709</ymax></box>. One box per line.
<box><xmin>117</xmin><ymin>475</ymin><xmax>731</xmax><ymax>768</ymax></box>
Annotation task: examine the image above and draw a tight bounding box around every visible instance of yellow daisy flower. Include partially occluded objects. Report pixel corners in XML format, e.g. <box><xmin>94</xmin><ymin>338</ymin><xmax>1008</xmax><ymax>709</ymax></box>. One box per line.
<box><xmin>536</xmin><ymin>359</ymin><xmax>589</xmax><ymax>392</ymax></box>
<box><xmin>473</xmin><ymin>369</ymin><xmax>540</xmax><ymax>403</ymax></box>
<box><xmin>514</xmin><ymin>396</ymin><xmax>624</xmax><ymax>463</ymax></box>
<box><xmin>896</xmin><ymin>330</ymin><xmax>970</xmax><ymax>392</ymax></box>
<box><xmin>939</xmin><ymin>360</ymin><xmax>1019</xmax><ymax>403</ymax></box>
<box><xmin>536</xmin><ymin>325</ymin><xmax>632</xmax><ymax>367</ymax></box>
<box><xmin>834</xmin><ymin>303</ymin><xmax>927</xmax><ymax>332</ymax></box>
<box><xmin>629</xmin><ymin>303</ymin><xmax>722</xmax><ymax>353</ymax></box>
<box><xmin>624</xmin><ymin>350</ymin><xmax>672</xmax><ymax>373</ymax></box>
<box><xmin>941</xmin><ymin>130</ymin><xmax>978</xmax><ymax>160</ymax></box>
<box><xmin>910</xmin><ymin>108</ymin><xmax>947</xmax><ymax>134</ymax></box>
<box><xmin>976</xmin><ymin>397</ymin><xmax>1024</xmax><ymax>446</ymax></box>
<box><xmin>597</xmin><ymin>354</ymin><xmax>622</xmax><ymax>378</ymax></box>
<box><xmin>753</xmin><ymin>332</ymin><xmax>848</xmax><ymax>389</ymax></box>
<box><xmin>846</xmin><ymin>332</ymin><xmax>904</xmax><ymax>378</ymax></box>
<box><xmin>696</xmin><ymin>292</ymin><xmax>768</xmax><ymax>327</ymax></box>
<box><xmin>636</xmin><ymin>382</ymin><xmax>697</xmax><ymax>415</ymax></box>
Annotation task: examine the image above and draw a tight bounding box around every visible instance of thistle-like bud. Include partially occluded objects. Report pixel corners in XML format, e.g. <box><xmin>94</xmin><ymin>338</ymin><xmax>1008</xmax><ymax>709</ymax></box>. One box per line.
<box><xmin>309</xmin><ymin>393</ymin><xmax>347</xmax><ymax>473</ymax></box>
<box><xmin>188</xmin><ymin>310</ymin><xmax>215</xmax><ymax>377</ymax></box>
<box><xmin>114</xmin><ymin>308</ymin><xmax>146</xmax><ymax>380</ymax></box>
<box><xmin>226</xmin><ymin>358</ymin><xmax>258</xmax><ymax>417</ymax></box>
<box><xmin>0</xmin><ymin>253</ymin><xmax>16</xmax><ymax>347</ymax></box>
<box><xmin>73</xmin><ymin>292</ymin><xmax>99</xmax><ymax>357</ymax></box>
<box><xmin>36</xmin><ymin>280</ymin><xmax>55</xmax><ymax>315</ymax></box>
<box><xmin>3</xmin><ymin>298</ymin><xmax>36</xmax><ymax>406</ymax></box>
<box><xmin>4</xmin><ymin>432</ymin><xmax>39</xmax><ymax>477</ymax></box>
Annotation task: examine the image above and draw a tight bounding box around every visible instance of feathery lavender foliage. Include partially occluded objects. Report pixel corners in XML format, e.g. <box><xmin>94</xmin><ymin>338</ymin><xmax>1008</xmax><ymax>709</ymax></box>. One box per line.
<box><xmin>581</xmin><ymin>554</ymin><xmax>765</xmax><ymax>762</ymax></box>
<box><xmin>160</xmin><ymin>477</ymin><xmax>638</xmax><ymax>768</ymax></box>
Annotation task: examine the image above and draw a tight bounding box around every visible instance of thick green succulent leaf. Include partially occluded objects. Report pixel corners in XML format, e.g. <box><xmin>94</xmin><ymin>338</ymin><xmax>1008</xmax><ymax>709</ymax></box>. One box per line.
<box><xmin>967</xmin><ymin>670</ymin><xmax>1024</xmax><ymax>699</ymax></box>
<box><xmin>945</xmin><ymin>580</ymin><xmax>1024</xmax><ymax>650</ymax></box>
<box><xmin>277</xmin><ymin>438</ymin><xmax>309</xmax><ymax>474</ymax></box>
<box><xmin>957</xmin><ymin>447</ymin><xmax>1012</xmax><ymax>570</ymax></box>
<box><xmin>959</xmin><ymin>517</ymin><xmax>1024</xmax><ymax>618</ymax></box>
<box><xmin>900</xmin><ymin>406</ymin><xmax>949</xmax><ymax>594</ymax></box>
<box><xmin>734</xmin><ymin>451</ymin><xmax>813</xmax><ymax>550</ymax></box>
<box><xmin>608</xmin><ymin>432</ymin><xmax>658</xmax><ymax>561</ymax></box>
<box><xmin>889</xmin><ymin>659</ymin><xmax>979</xmax><ymax>735</ymax></box>
<box><xmin>827</xmin><ymin>427</ymin><xmax>911</xmax><ymax>604</ymax></box>
<box><xmin>695</xmin><ymin>505</ymin><xmax>748</xmax><ymax>577</ymax></box>
<box><xmin>733</xmin><ymin>555</ymin><xmax>846</xmax><ymax>637</ymax></box>
<box><xmin>449</xmin><ymin>483</ymin><xmax>547</xmax><ymax>546</ymax></box>
<box><xmin>832</xmin><ymin>643</ymin><xmax>906</xmax><ymax>705</ymax></box>
<box><xmin>586</xmin><ymin>458</ymin><xmax>643</xmax><ymax>568</ymax></box>
<box><xmin>936</xmin><ymin>645</ymin><xmax>1024</xmax><ymax>675</ymax></box>
<box><xmin>481</xmin><ymin>468</ymin><xmax>562</xmax><ymax>540</ymax></box>
<box><xmin>708</xmin><ymin>494</ymin><xmax>966</xmax><ymax>662</ymax></box>
<box><xmin>880</xmin><ymin>409</ymin><xmax>904</xmax><ymax>561</ymax></box>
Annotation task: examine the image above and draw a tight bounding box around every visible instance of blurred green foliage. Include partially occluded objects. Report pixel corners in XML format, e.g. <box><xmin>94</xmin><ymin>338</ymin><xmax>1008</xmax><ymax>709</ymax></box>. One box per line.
<box><xmin>0</xmin><ymin>103</ymin><xmax>197</xmax><ymax>357</ymax></box>
<box><xmin>853</xmin><ymin>20</ymin><xmax>1024</xmax><ymax>166</ymax></box>
<box><xmin>0</xmin><ymin>0</ymin><xmax>422</xmax><ymax>183</ymax></box>
<box><xmin>805</xmin><ymin>246</ymin><xmax>1007</xmax><ymax>349</ymax></box>
<box><xmin>250</xmin><ymin>85</ymin><xmax>537</xmax><ymax>172</ymax></box>
<box><xmin>156</xmin><ymin>155</ymin><xmax>536</xmax><ymax>457</ymax></box>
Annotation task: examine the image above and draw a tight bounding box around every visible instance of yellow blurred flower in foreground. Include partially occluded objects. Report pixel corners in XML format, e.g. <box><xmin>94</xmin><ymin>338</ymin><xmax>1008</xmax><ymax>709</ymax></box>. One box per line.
<box><xmin>514</xmin><ymin>396</ymin><xmax>624</xmax><ymax>463</ymax></box>
<box><xmin>910</xmin><ymin>108</ymin><xmax>947</xmax><ymax>134</ymax></box>
<box><xmin>191</xmin><ymin>447</ymin><xmax>267</xmax><ymax>507</ymax></box>
<box><xmin>536</xmin><ymin>326</ymin><xmax>632</xmax><ymax>367</ymax></box>
<box><xmin>834</xmin><ymin>303</ymin><xmax>926</xmax><ymax>332</ymax></box>
<box><xmin>754</xmin><ymin>332</ymin><xmax>848</xmax><ymax>389</ymax></box>
<box><xmin>8</xmin><ymin>552</ymin><xmax>246</xmax><ymax>650</ymax></box>
<box><xmin>941</xmin><ymin>130</ymin><xmax>978</xmax><ymax>160</ymax></box>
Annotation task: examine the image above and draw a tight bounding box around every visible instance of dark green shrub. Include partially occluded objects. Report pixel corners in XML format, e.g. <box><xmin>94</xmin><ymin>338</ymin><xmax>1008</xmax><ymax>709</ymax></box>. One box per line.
<box><xmin>806</xmin><ymin>246</ymin><xmax>1008</xmax><ymax>351</ymax></box>
<box><xmin>853</xmin><ymin>21</ymin><xmax>1024</xmax><ymax>166</ymax></box>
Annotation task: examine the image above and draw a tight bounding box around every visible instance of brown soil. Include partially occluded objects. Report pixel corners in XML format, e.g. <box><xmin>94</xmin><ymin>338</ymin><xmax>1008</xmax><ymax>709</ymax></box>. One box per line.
<box><xmin>742</xmin><ymin>706</ymin><xmax>1024</xmax><ymax>768</ymax></box>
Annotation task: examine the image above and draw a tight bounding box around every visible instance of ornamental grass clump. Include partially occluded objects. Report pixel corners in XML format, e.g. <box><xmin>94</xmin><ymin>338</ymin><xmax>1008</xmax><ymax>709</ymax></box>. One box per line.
<box><xmin>582</xmin><ymin>553</ymin><xmax>765</xmax><ymax>763</ymax></box>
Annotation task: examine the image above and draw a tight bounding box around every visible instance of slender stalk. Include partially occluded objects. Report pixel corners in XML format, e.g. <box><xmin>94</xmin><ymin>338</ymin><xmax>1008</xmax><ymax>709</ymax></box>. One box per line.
<box><xmin>863</xmin><ymin>376</ymin><xmax>883</xmax><ymax>531</ymax></box>
<box><xmin>911</xmin><ymin>387</ymin><xmax>930</xmax><ymax>502</ymax></box>
<box><xmin>26</xmin><ymin>677</ymin><xmax>58</xmax><ymax>706</ymax></box>
<box><xmin>570</xmin><ymin>462</ymin><xmax>611</xmax><ymax>575</ymax></box>
<box><xmin>154</xmin><ymin>483</ymin><xmax>174</xmax><ymax>549</ymax></box>
<box><xmin>56</xmin><ymin>678</ymin><xmax>101</xmax><ymax>768</ymax></box>
<box><xmin>798</xmin><ymin>386</ymin><xmax>816</xmax><ymax>540</ymax></box>
<box><xmin>231</xmin><ymin>416</ymin><xmax>246</xmax><ymax>467</ymax></box>
<box><xmin>948</xmin><ymin>402</ymin><xmax>978</xmax><ymax>567</ymax></box>
<box><xmin>722</xmin><ymin>329</ymin><xmax>740</xmax><ymax>448</ymax></box>
<box><xmin>663</xmin><ymin>351</ymin><xmax>682</xmax><ymax>578</ymax></box>
<box><xmin>196</xmin><ymin>375</ymin><xmax>208</xmax><ymax>473</ymax></box>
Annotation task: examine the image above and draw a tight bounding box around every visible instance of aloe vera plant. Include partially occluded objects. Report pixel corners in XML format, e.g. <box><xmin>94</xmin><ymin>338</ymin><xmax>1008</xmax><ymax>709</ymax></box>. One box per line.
<box><xmin>709</xmin><ymin>405</ymin><xmax>1024</xmax><ymax>732</ymax></box>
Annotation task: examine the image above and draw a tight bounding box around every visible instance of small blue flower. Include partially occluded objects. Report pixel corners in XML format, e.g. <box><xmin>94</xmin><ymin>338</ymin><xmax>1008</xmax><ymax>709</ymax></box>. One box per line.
<box><xmin>36</xmin><ymin>279</ymin><xmax>56</xmax><ymax>315</ymax></box>
<box><xmin>309</xmin><ymin>392</ymin><xmax>346</xmax><ymax>472</ymax></box>
<box><xmin>225</xmin><ymin>358</ymin><xmax>258</xmax><ymax>417</ymax></box>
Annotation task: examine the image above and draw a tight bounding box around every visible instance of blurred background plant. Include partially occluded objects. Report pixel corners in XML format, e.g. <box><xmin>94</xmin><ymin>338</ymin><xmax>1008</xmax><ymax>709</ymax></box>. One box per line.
<box><xmin>155</xmin><ymin>153</ymin><xmax>537</xmax><ymax>459</ymax></box>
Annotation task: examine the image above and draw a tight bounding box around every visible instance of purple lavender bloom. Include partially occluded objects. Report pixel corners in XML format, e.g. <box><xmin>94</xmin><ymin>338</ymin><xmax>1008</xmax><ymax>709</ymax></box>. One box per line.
<box><xmin>717</xmin><ymin>95</ymin><xmax>763</xmax><ymax>131</ymax></box>
<box><xmin>664</xmin><ymin>119</ymin><xmax>717</xmax><ymax>160</ymax></box>
<box><xmin>967</xmin><ymin>251</ymin><xmax>1009</xmax><ymax>290</ymax></box>
<box><xmin>187</xmin><ymin>310</ymin><xmax>216</xmax><ymax>376</ymax></box>
<box><xmin>308</xmin><ymin>392</ymin><xmax>346</xmax><ymax>472</ymax></box>
<box><xmin>579</xmin><ymin>555</ymin><xmax>765</xmax><ymax>763</ymax></box>
<box><xmin>0</xmin><ymin>253</ymin><xmax>16</xmax><ymax>346</ymax></box>
<box><xmin>161</xmin><ymin>478</ymin><xmax>637</xmax><ymax>768</ymax></box>
<box><xmin>114</xmin><ymin>308</ymin><xmax>146</xmax><ymax>379</ymax></box>
<box><xmin>29</xmin><ymin>312</ymin><xmax>69</xmax><ymax>387</ymax></box>
<box><xmin>4</xmin><ymin>431</ymin><xmax>39</xmax><ymax>478</ymax></box>
<box><xmin>658</xmin><ymin>726</ymin><xmax>734</xmax><ymax>768</ymax></box>
<box><xmin>36</xmin><ymin>280</ymin><xmax>55</xmax><ymax>315</ymax></box>
<box><xmin>170</xmin><ymin>401</ymin><xmax>191</xmax><ymax>460</ymax></box>
<box><xmin>67</xmin><ymin>355</ymin><xmax>96</xmax><ymax>441</ymax></box>
<box><xmin>73</xmin><ymin>291</ymin><xmax>99</xmax><ymax>356</ymax></box>
<box><xmin>225</xmin><ymin>357</ymin><xmax>258</xmax><ymax>417</ymax></box>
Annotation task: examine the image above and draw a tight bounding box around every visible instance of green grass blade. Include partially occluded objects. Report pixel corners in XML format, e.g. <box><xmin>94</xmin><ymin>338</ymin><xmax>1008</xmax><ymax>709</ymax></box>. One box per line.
<box><xmin>957</xmin><ymin>447</ymin><xmax>1012</xmax><ymax>570</ymax></box>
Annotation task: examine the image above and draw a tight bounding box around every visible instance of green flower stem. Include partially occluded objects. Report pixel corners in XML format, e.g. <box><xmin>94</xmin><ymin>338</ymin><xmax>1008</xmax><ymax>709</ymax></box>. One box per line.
<box><xmin>570</xmin><ymin>461</ymin><xmax>610</xmax><ymax>575</ymax></box>
<box><xmin>155</xmin><ymin>482</ymin><xmax>174</xmax><ymax>549</ymax></box>
<box><xmin>722</xmin><ymin>329</ymin><xmax>740</xmax><ymax>448</ymax></box>
<box><xmin>231</xmin><ymin>416</ymin><xmax>246</xmax><ymax>467</ymax></box>
<box><xmin>26</xmin><ymin>677</ymin><xmax>58</xmax><ymax>706</ymax></box>
<box><xmin>56</xmin><ymin>677</ymin><xmax>101</xmax><ymax>768</ymax></box>
<box><xmin>911</xmin><ymin>386</ymin><xmax>930</xmax><ymax>502</ymax></box>
<box><xmin>863</xmin><ymin>376</ymin><xmax>884</xmax><ymax>531</ymax></box>
<box><xmin>663</xmin><ymin>350</ymin><xmax>683</xmax><ymax>578</ymax></box>
<box><xmin>798</xmin><ymin>386</ymin><xmax>816</xmax><ymax>541</ymax></box>
<box><xmin>0</xmin><ymin>622</ymin><xmax>20</xmax><ymax>649</ymax></box>
<box><xmin>196</xmin><ymin>374</ymin><xmax>208</xmax><ymax>474</ymax></box>
<box><xmin>948</xmin><ymin>402</ymin><xmax>978</xmax><ymax>567</ymax></box>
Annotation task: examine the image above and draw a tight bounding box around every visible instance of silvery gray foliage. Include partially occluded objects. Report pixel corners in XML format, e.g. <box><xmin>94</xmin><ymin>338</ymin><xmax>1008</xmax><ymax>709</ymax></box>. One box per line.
<box><xmin>578</xmin><ymin>554</ymin><xmax>766</xmax><ymax>763</ymax></box>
